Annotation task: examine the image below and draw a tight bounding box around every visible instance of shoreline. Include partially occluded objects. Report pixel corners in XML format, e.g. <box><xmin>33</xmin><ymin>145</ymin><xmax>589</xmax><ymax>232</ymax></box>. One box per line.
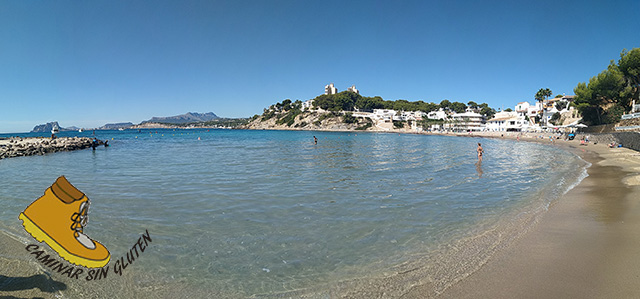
<box><xmin>435</xmin><ymin>134</ymin><xmax>640</xmax><ymax>298</ymax></box>
<box><xmin>255</xmin><ymin>130</ymin><xmax>640</xmax><ymax>298</ymax></box>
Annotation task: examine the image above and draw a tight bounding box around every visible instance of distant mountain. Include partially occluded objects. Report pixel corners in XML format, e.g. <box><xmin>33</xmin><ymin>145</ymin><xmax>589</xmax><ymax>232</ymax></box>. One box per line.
<box><xmin>142</xmin><ymin>112</ymin><xmax>219</xmax><ymax>124</ymax></box>
<box><xmin>31</xmin><ymin>122</ymin><xmax>73</xmax><ymax>133</ymax></box>
<box><xmin>100</xmin><ymin>122</ymin><xmax>134</xmax><ymax>130</ymax></box>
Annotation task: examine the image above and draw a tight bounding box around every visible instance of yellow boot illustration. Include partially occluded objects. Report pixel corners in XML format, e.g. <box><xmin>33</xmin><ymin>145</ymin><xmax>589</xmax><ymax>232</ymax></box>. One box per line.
<box><xmin>19</xmin><ymin>176</ymin><xmax>110</xmax><ymax>268</ymax></box>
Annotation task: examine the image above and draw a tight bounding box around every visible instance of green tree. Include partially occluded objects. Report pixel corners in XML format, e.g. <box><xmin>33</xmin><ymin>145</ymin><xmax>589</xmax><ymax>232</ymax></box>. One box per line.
<box><xmin>479</xmin><ymin>103</ymin><xmax>496</xmax><ymax>119</ymax></box>
<box><xmin>573</xmin><ymin>62</ymin><xmax>628</xmax><ymax>125</ymax></box>
<box><xmin>281</xmin><ymin>99</ymin><xmax>292</xmax><ymax>111</ymax></box>
<box><xmin>555</xmin><ymin>101</ymin><xmax>568</xmax><ymax>111</ymax></box>
<box><xmin>618</xmin><ymin>48</ymin><xmax>640</xmax><ymax>110</ymax></box>
<box><xmin>535</xmin><ymin>88</ymin><xmax>552</xmax><ymax>124</ymax></box>
<box><xmin>393</xmin><ymin>120</ymin><xmax>406</xmax><ymax>129</ymax></box>
<box><xmin>439</xmin><ymin>99</ymin><xmax>451</xmax><ymax>110</ymax></box>
<box><xmin>549</xmin><ymin>112</ymin><xmax>561</xmax><ymax>125</ymax></box>
<box><xmin>450</xmin><ymin>101</ymin><xmax>467</xmax><ymax>113</ymax></box>
<box><xmin>343</xmin><ymin>113</ymin><xmax>357</xmax><ymax>124</ymax></box>
<box><xmin>535</xmin><ymin>88</ymin><xmax>552</xmax><ymax>106</ymax></box>
<box><xmin>355</xmin><ymin>96</ymin><xmax>385</xmax><ymax>111</ymax></box>
<box><xmin>423</xmin><ymin>102</ymin><xmax>439</xmax><ymax>113</ymax></box>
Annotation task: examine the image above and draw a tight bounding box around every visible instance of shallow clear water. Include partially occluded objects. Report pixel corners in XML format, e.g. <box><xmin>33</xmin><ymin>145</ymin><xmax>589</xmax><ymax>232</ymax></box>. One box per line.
<box><xmin>0</xmin><ymin>129</ymin><xmax>587</xmax><ymax>297</ymax></box>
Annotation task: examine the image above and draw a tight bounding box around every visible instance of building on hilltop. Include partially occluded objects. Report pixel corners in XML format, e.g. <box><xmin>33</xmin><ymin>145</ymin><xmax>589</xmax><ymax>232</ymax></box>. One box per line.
<box><xmin>347</xmin><ymin>85</ymin><xmax>359</xmax><ymax>94</ymax></box>
<box><xmin>325</xmin><ymin>83</ymin><xmax>338</xmax><ymax>95</ymax></box>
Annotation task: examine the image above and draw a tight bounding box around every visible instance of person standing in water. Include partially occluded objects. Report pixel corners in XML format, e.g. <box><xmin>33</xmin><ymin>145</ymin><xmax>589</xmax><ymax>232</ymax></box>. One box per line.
<box><xmin>313</xmin><ymin>136</ymin><xmax>318</xmax><ymax>145</ymax></box>
<box><xmin>477</xmin><ymin>142</ymin><xmax>484</xmax><ymax>163</ymax></box>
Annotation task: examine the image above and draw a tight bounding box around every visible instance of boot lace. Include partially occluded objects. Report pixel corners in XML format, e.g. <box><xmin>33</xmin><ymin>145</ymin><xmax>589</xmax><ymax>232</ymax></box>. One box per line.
<box><xmin>70</xmin><ymin>201</ymin><xmax>89</xmax><ymax>235</ymax></box>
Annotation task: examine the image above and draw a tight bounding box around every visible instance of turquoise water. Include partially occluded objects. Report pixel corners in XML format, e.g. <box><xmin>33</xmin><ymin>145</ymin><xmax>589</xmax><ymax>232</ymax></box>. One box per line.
<box><xmin>0</xmin><ymin>129</ymin><xmax>588</xmax><ymax>297</ymax></box>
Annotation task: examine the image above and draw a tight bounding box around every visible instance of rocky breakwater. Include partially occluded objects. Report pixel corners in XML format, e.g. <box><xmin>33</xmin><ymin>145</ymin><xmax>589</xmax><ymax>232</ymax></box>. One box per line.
<box><xmin>0</xmin><ymin>137</ymin><xmax>98</xmax><ymax>160</ymax></box>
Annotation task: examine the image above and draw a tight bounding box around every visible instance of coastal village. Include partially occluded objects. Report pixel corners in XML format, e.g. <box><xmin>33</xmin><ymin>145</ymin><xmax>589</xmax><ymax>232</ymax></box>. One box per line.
<box><xmin>245</xmin><ymin>82</ymin><xmax>640</xmax><ymax>135</ymax></box>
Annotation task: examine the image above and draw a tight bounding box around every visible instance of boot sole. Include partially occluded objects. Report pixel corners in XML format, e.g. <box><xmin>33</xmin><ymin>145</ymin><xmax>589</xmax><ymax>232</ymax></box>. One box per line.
<box><xmin>19</xmin><ymin>212</ymin><xmax>110</xmax><ymax>268</ymax></box>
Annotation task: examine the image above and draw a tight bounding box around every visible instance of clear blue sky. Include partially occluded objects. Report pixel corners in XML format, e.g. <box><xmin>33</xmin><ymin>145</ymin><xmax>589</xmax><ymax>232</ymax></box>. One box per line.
<box><xmin>1</xmin><ymin>0</ymin><xmax>639</xmax><ymax>133</ymax></box>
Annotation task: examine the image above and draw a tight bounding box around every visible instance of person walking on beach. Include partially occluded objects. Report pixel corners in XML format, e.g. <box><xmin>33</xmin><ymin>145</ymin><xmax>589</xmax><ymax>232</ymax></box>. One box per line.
<box><xmin>477</xmin><ymin>143</ymin><xmax>484</xmax><ymax>163</ymax></box>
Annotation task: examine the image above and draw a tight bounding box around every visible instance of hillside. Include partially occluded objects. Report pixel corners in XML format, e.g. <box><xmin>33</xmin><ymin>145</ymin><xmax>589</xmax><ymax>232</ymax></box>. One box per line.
<box><xmin>242</xmin><ymin>111</ymin><xmax>368</xmax><ymax>131</ymax></box>
<box><xmin>239</xmin><ymin>109</ymin><xmax>422</xmax><ymax>132</ymax></box>
<box><xmin>142</xmin><ymin>112</ymin><xmax>219</xmax><ymax>124</ymax></box>
<box><xmin>100</xmin><ymin>122</ymin><xmax>134</xmax><ymax>130</ymax></box>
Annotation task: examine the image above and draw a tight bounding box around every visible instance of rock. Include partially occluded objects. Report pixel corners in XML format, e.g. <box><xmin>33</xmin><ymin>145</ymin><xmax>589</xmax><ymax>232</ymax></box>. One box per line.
<box><xmin>0</xmin><ymin>137</ymin><xmax>98</xmax><ymax>160</ymax></box>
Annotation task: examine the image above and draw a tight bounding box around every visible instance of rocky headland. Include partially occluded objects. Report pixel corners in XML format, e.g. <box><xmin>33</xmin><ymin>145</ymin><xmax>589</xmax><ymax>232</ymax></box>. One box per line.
<box><xmin>0</xmin><ymin>137</ymin><xmax>100</xmax><ymax>160</ymax></box>
<box><xmin>240</xmin><ymin>110</ymin><xmax>374</xmax><ymax>131</ymax></box>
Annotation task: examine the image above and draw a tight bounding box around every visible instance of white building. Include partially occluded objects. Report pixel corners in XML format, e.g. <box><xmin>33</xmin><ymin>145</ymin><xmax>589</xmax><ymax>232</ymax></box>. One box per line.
<box><xmin>372</xmin><ymin>109</ymin><xmax>396</xmax><ymax>123</ymax></box>
<box><xmin>393</xmin><ymin>111</ymin><xmax>425</xmax><ymax>121</ymax></box>
<box><xmin>301</xmin><ymin>99</ymin><xmax>314</xmax><ymax>110</ymax></box>
<box><xmin>621</xmin><ymin>99</ymin><xmax>640</xmax><ymax>120</ymax></box>
<box><xmin>515</xmin><ymin>102</ymin><xmax>530</xmax><ymax>116</ymax></box>
<box><xmin>325</xmin><ymin>83</ymin><xmax>338</xmax><ymax>95</ymax></box>
<box><xmin>561</xmin><ymin>95</ymin><xmax>575</xmax><ymax>103</ymax></box>
<box><xmin>446</xmin><ymin>111</ymin><xmax>485</xmax><ymax>132</ymax></box>
<box><xmin>347</xmin><ymin>85</ymin><xmax>359</xmax><ymax>94</ymax></box>
<box><xmin>427</xmin><ymin>108</ymin><xmax>448</xmax><ymax>120</ymax></box>
<box><xmin>486</xmin><ymin>111</ymin><xmax>529</xmax><ymax>132</ymax></box>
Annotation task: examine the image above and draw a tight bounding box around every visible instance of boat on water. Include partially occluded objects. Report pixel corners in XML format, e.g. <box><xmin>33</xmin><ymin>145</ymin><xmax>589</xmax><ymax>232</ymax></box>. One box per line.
<box><xmin>51</xmin><ymin>124</ymin><xmax>60</xmax><ymax>134</ymax></box>
<box><xmin>118</xmin><ymin>128</ymin><xmax>125</xmax><ymax>131</ymax></box>
<box><xmin>79</xmin><ymin>128</ymin><xmax>83</xmax><ymax>132</ymax></box>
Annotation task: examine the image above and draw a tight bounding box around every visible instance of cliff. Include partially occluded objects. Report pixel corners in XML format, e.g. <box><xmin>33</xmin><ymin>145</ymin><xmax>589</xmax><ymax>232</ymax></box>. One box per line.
<box><xmin>239</xmin><ymin>110</ymin><xmax>403</xmax><ymax>132</ymax></box>
<box><xmin>31</xmin><ymin>122</ymin><xmax>69</xmax><ymax>133</ymax></box>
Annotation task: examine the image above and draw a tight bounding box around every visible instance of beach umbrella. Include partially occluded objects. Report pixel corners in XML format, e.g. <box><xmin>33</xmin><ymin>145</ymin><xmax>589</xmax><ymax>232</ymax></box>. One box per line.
<box><xmin>575</xmin><ymin>124</ymin><xmax>588</xmax><ymax>128</ymax></box>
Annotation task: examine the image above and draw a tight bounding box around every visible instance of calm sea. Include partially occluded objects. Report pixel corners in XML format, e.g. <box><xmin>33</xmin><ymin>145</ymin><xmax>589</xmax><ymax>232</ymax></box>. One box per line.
<box><xmin>0</xmin><ymin>129</ymin><xmax>588</xmax><ymax>297</ymax></box>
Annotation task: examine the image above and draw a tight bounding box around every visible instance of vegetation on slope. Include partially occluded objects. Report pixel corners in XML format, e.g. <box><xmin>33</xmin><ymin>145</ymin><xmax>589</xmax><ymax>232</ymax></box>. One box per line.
<box><xmin>573</xmin><ymin>47</ymin><xmax>640</xmax><ymax>125</ymax></box>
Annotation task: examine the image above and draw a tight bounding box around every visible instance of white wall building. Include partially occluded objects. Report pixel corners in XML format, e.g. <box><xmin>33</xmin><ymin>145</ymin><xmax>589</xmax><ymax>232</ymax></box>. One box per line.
<box><xmin>372</xmin><ymin>109</ymin><xmax>396</xmax><ymax>123</ymax></box>
<box><xmin>393</xmin><ymin>111</ymin><xmax>425</xmax><ymax>121</ymax></box>
<box><xmin>486</xmin><ymin>111</ymin><xmax>529</xmax><ymax>132</ymax></box>
<box><xmin>302</xmin><ymin>99</ymin><xmax>314</xmax><ymax>110</ymax></box>
<box><xmin>515</xmin><ymin>102</ymin><xmax>530</xmax><ymax>116</ymax></box>
<box><xmin>325</xmin><ymin>83</ymin><xmax>337</xmax><ymax>95</ymax></box>
<box><xmin>347</xmin><ymin>85</ymin><xmax>359</xmax><ymax>94</ymax></box>
<box><xmin>446</xmin><ymin>111</ymin><xmax>485</xmax><ymax>132</ymax></box>
<box><xmin>427</xmin><ymin>108</ymin><xmax>448</xmax><ymax>120</ymax></box>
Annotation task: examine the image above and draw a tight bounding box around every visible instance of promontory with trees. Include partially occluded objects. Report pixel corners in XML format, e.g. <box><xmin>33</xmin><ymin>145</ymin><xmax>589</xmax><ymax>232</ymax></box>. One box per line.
<box><xmin>242</xmin><ymin>91</ymin><xmax>497</xmax><ymax>132</ymax></box>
